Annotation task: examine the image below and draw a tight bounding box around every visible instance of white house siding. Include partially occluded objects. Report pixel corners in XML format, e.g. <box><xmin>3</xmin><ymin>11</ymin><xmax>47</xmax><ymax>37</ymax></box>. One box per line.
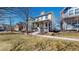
<box><xmin>42</xmin><ymin>16</ymin><xmax>46</xmax><ymax>20</ymax></box>
<box><xmin>62</xmin><ymin>8</ymin><xmax>79</xmax><ymax>18</ymax></box>
<box><xmin>33</xmin><ymin>12</ymin><xmax>54</xmax><ymax>33</ymax></box>
<box><xmin>61</xmin><ymin>7</ymin><xmax>79</xmax><ymax>31</ymax></box>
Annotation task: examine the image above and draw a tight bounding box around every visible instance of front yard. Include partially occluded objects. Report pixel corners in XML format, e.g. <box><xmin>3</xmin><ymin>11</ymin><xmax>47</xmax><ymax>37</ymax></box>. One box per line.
<box><xmin>45</xmin><ymin>32</ymin><xmax>79</xmax><ymax>39</ymax></box>
<box><xmin>0</xmin><ymin>33</ymin><xmax>79</xmax><ymax>51</ymax></box>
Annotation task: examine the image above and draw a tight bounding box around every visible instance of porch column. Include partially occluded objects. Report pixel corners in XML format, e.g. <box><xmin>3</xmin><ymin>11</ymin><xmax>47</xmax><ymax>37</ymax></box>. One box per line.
<box><xmin>61</xmin><ymin>19</ymin><xmax>65</xmax><ymax>31</ymax></box>
<box><xmin>65</xmin><ymin>19</ymin><xmax>68</xmax><ymax>31</ymax></box>
<box><xmin>77</xmin><ymin>18</ymin><xmax>78</xmax><ymax>25</ymax></box>
<box><xmin>70</xmin><ymin>19</ymin><xmax>73</xmax><ymax>30</ymax></box>
<box><xmin>43</xmin><ymin>22</ymin><xmax>46</xmax><ymax>32</ymax></box>
<box><xmin>70</xmin><ymin>19</ymin><xmax>72</xmax><ymax>25</ymax></box>
<box><xmin>42</xmin><ymin>22</ymin><xmax>44</xmax><ymax>32</ymax></box>
<box><xmin>33</xmin><ymin>23</ymin><xmax>35</xmax><ymax>28</ymax></box>
<box><xmin>47</xmin><ymin>22</ymin><xmax>49</xmax><ymax>32</ymax></box>
<box><xmin>77</xmin><ymin>18</ymin><xmax>79</xmax><ymax>31</ymax></box>
<box><xmin>40</xmin><ymin>22</ymin><xmax>43</xmax><ymax>33</ymax></box>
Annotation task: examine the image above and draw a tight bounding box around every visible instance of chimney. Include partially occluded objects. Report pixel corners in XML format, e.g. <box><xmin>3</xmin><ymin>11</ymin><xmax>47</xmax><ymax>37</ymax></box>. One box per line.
<box><xmin>40</xmin><ymin>11</ymin><xmax>46</xmax><ymax>15</ymax></box>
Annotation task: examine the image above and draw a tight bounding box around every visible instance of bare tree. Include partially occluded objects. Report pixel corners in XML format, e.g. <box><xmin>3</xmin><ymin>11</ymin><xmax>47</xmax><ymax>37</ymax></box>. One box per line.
<box><xmin>21</xmin><ymin>7</ymin><xmax>30</xmax><ymax>34</ymax></box>
<box><xmin>0</xmin><ymin>7</ymin><xmax>30</xmax><ymax>33</ymax></box>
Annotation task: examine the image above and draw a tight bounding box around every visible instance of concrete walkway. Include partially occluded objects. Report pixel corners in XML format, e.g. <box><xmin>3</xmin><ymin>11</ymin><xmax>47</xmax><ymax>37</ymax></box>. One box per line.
<box><xmin>34</xmin><ymin>35</ymin><xmax>79</xmax><ymax>41</ymax></box>
<box><xmin>31</xmin><ymin>31</ymin><xmax>40</xmax><ymax>35</ymax></box>
<box><xmin>30</xmin><ymin>28</ymin><xmax>79</xmax><ymax>41</ymax></box>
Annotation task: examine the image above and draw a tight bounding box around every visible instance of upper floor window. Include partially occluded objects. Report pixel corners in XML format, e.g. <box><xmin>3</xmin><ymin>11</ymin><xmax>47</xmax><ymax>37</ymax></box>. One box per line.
<box><xmin>35</xmin><ymin>18</ymin><xmax>38</xmax><ymax>21</ymax></box>
<box><xmin>46</xmin><ymin>15</ymin><xmax>48</xmax><ymax>19</ymax></box>
<box><xmin>41</xmin><ymin>16</ymin><xmax>43</xmax><ymax>19</ymax></box>
<box><xmin>75</xmin><ymin>8</ymin><xmax>79</xmax><ymax>15</ymax></box>
<box><xmin>69</xmin><ymin>10</ymin><xmax>73</xmax><ymax>15</ymax></box>
<box><xmin>39</xmin><ymin>17</ymin><xmax>41</xmax><ymax>20</ymax></box>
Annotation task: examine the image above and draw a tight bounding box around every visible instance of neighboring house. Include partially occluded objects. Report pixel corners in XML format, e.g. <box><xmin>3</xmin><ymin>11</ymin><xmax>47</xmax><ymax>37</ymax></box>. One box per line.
<box><xmin>61</xmin><ymin>7</ymin><xmax>79</xmax><ymax>31</ymax></box>
<box><xmin>3</xmin><ymin>24</ymin><xmax>13</xmax><ymax>31</ymax></box>
<box><xmin>14</xmin><ymin>24</ymin><xmax>19</xmax><ymax>31</ymax></box>
<box><xmin>33</xmin><ymin>12</ymin><xmax>54</xmax><ymax>33</ymax></box>
<box><xmin>0</xmin><ymin>24</ymin><xmax>11</xmax><ymax>31</ymax></box>
<box><xmin>0</xmin><ymin>24</ymin><xmax>4</xmax><ymax>31</ymax></box>
<box><xmin>14</xmin><ymin>17</ymin><xmax>34</xmax><ymax>32</ymax></box>
<box><xmin>14</xmin><ymin>22</ymin><xmax>26</xmax><ymax>32</ymax></box>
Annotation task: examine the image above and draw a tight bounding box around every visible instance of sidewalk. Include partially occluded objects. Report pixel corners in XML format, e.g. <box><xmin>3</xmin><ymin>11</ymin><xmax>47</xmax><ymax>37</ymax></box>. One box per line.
<box><xmin>34</xmin><ymin>35</ymin><xmax>79</xmax><ymax>41</ymax></box>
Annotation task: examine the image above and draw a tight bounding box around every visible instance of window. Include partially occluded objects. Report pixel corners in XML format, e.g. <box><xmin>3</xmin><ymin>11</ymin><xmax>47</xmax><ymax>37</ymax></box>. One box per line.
<box><xmin>42</xmin><ymin>16</ymin><xmax>46</xmax><ymax>20</ymax></box>
<box><xmin>39</xmin><ymin>17</ymin><xmax>41</xmax><ymax>20</ymax></box>
<box><xmin>46</xmin><ymin>15</ymin><xmax>48</xmax><ymax>19</ymax></box>
<box><xmin>69</xmin><ymin>10</ymin><xmax>73</xmax><ymax>15</ymax></box>
<box><xmin>35</xmin><ymin>18</ymin><xmax>37</xmax><ymax>21</ymax></box>
<box><xmin>41</xmin><ymin>16</ymin><xmax>43</xmax><ymax>19</ymax></box>
<box><xmin>75</xmin><ymin>8</ymin><xmax>79</xmax><ymax>15</ymax></box>
<box><xmin>45</xmin><ymin>23</ymin><xmax>47</xmax><ymax>27</ymax></box>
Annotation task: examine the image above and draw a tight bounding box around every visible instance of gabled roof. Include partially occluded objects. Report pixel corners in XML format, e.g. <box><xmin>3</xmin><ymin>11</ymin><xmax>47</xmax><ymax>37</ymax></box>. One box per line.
<box><xmin>61</xmin><ymin>7</ymin><xmax>72</xmax><ymax>13</ymax></box>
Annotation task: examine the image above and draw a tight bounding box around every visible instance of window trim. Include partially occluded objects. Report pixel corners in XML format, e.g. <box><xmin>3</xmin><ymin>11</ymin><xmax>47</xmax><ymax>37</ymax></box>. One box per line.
<box><xmin>69</xmin><ymin>10</ymin><xmax>73</xmax><ymax>15</ymax></box>
<box><xmin>75</xmin><ymin>8</ymin><xmax>79</xmax><ymax>15</ymax></box>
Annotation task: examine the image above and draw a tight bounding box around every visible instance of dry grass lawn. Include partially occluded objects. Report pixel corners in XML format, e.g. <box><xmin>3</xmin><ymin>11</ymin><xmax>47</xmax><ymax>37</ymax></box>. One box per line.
<box><xmin>45</xmin><ymin>32</ymin><xmax>79</xmax><ymax>39</ymax></box>
<box><xmin>0</xmin><ymin>33</ymin><xmax>79</xmax><ymax>51</ymax></box>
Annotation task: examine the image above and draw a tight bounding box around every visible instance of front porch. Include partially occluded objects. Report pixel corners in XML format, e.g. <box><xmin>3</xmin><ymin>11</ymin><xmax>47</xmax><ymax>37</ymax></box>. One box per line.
<box><xmin>62</xmin><ymin>16</ymin><xmax>79</xmax><ymax>31</ymax></box>
<box><xmin>33</xmin><ymin>20</ymin><xmax>52</xmax><ymax>33</ymax></box>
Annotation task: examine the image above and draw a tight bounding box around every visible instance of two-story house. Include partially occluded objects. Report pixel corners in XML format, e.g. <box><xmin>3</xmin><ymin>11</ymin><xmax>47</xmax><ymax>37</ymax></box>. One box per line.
<box><xmin>61</xmin><ymin>7</ymin><xmax>79</xmax><ymax>31</ymax></box>
<box><xmin>33</xmin><ymin>12</ymin><xmax>54</xmax><ymax>33</ymax></box>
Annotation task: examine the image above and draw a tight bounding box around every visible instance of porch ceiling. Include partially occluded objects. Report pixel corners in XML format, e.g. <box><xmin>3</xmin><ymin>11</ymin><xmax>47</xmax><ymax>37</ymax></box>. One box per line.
<box><xmin>63</xmin><ymin>15</ymin><xmax>79</xmax><ymax>20</ymax></box>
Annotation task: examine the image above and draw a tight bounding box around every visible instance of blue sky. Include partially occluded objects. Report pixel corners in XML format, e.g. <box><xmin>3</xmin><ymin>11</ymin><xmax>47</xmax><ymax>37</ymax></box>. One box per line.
<box><xmin>0</xmin><ymin>7</ymin><xmax>64</xmax><ymax>28</ymax></box>
<box><xmin>30</xmin><ymin>7</ymin><xmax>63</xmax><ymax>18</ymax></box>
